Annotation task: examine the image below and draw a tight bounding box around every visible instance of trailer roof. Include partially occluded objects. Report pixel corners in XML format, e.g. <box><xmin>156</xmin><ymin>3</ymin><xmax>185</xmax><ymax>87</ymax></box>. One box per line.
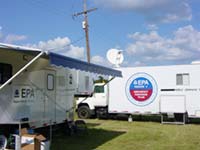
<box><xmin>0</xmin><ymin>43</ymin><xmax>122</xmax><ymax>77</ymax></box>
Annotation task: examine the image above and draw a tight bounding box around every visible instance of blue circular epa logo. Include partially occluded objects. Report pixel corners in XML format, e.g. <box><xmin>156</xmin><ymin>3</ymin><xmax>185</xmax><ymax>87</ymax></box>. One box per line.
<box><xmin>125</xmin><ymin>73</ymin><xmax>158</xmax><ymax>107</ymax></box>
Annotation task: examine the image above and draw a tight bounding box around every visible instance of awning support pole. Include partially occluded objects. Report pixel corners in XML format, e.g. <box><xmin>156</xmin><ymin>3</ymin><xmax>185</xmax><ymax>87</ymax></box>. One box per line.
<box><xmin>0</xmin><ymin>51</ymin><xmax>44</xmax><ymax>90</ymax></box>
<box><xmin>103</xmin><ymin>76</ymin><xmax>115</xmax><ymax>87</ymax></box>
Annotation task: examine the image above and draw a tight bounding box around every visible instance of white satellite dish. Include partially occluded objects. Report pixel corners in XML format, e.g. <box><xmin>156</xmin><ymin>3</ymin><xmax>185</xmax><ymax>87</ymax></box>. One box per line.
<box><xmin>106</xmin><ymin>49</ymin><xmax>124</xmax><ymax>67</ymax></box>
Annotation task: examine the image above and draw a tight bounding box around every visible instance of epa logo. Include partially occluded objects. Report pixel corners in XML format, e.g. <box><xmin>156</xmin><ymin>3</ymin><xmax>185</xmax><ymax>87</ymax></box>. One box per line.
<box><xmin>125</xmin><ymin>73</ymin><xmax>158</xmax><ymax>106</ymax></box>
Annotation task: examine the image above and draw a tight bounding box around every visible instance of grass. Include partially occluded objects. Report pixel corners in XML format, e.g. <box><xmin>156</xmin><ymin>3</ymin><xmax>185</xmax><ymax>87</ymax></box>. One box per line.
<box><xmin>50</xmin><ymin>119</ymin><xmax>200</xmax><ymax>150</ymax></box>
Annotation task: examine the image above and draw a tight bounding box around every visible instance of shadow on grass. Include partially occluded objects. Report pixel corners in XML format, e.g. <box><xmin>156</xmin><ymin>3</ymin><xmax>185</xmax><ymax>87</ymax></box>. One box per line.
<box><xmin>130</xmin><ymin>115</ymin><xmax>200</xmax><ymax>124</ymax></box>
<box><xmin>51</xmin><ymin>128</ymin><xmax>125</xmax><ymax>150</ymax></box>
<box><xmin>110</xmin><ymin>114</ymin><xmax>200</xmax><ymax>124</ymax></box>
<box><xmin>132</xmin><ymin>115</ymin><xmax>161</xmax><ymax>122</ymax></box>
<box><xmin>108</xmin><ymin>114</ymin><xmax>161</xmax><ymax>122</ymax></box>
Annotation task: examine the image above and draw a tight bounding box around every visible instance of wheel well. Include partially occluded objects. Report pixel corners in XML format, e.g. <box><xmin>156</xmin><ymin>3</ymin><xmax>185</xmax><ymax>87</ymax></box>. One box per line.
<box><xmin>78</xmin><ymin>103</ymin><xmax>90</xmax><ymax>109</ymax></box>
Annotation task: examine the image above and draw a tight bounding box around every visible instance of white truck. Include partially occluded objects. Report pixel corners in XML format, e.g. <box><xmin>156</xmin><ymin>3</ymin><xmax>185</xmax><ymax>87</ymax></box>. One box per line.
<box><xmin>0</xmin><ymin>43</ymin><xmax>121</xmax><ymax>148</ymax></box>
<box><xmin>77</xmin><ymin>65</ymin><xmax>200</xmax><ymax>124</ymax></box>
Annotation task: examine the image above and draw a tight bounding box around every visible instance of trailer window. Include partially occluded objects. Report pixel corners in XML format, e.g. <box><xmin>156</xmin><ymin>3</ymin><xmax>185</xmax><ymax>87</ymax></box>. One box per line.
<box><xmin>176</xmin><ymin>73</ymin><xmax>190</xmax><ymax>85</ymax></box>
<box><xmin>0</xmin><ymin>63</ymin><xmax>12</xmax><ymax>84</ymax></box>
<box><xmin>47</xmin><ymin>74</ymin><xmax>54</xmax><ymax>90</ymax></box>
<box><xmin>94</xmin><ymin>85</ymin><xmax>104</xmax><ymax>93</ymax></box>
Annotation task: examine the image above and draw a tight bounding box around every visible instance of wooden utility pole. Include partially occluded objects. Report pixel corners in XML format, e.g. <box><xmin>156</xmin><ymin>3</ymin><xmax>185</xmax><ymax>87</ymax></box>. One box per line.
<box><xmin>73</xmin><ymin>0</ymin><xmax>97</xmax><ymax>63</ymax></box>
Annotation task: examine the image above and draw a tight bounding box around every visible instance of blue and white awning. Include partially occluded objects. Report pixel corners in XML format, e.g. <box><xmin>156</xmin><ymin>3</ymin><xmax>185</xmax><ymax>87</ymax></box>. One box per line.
<box><xmin>0</xmin><ymin>43</ymin><xmax>122</xmax><ymax>77</ymax></box>
<box><xmin>48</xmin><ymin>52</ymin><xmax>121</xmax><ymax>77</ymax></box>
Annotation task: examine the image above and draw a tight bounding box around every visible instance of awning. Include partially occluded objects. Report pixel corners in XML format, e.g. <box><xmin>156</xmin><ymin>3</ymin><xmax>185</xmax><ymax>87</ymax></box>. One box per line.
<box><xmin>48</xmin><ymin>52</ymin><xmax>122</xmax><ymax>77</ymax></box>
<box><xmin>0</xmin><ymin>43</ymin><xmax>122</xmax><ymax>77</ymax></box>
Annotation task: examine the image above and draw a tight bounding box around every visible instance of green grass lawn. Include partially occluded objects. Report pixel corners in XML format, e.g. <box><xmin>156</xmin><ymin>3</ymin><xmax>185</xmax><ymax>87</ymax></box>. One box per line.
<box><xmin>51</xmin><ymin>119</ymin><xmax>200</xmax><ymax>150</ymax></box>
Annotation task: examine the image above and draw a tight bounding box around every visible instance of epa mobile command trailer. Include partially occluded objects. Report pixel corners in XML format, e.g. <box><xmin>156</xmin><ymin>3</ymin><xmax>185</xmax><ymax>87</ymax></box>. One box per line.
<box><xmin>77</xmin><ymin>65</ymin><xmax>200</xmax><ymax>124</ymax></box>
<box><xmin>0</xmin><ymin>43</ymin><xmax>121</xmax><ymax>145</ymax></box>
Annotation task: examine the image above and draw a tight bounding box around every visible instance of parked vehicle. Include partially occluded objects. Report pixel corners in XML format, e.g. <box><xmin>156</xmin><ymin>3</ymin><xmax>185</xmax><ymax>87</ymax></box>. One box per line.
<box><xmin>77</xmin><ymin>65</ymin><xmax>200</xmax><ymax>124</ymax></box>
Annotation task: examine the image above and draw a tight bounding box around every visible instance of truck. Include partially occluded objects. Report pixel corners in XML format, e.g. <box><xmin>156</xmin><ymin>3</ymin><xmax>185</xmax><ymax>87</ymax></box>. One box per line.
<box><xmin>0</xmin><ymin>43</ymin><xmax>121</xmax><ymax>148</ymax></box>
<box><xmin>77</xmin><ymin>65</ymin><xmax>200</xmax><ymax>124</ymax></box>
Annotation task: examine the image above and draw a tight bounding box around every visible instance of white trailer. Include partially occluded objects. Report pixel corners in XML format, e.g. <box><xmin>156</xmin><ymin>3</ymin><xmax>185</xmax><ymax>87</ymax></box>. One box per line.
<box><xmin>77</xmin><ymin>65</ymin><xmax>200</xmax><ymax>124</ymax></box>
<box><xmin>0</xmin><ymin>43</ymin><xmax>121</xmax><ymax>144</ymax></box>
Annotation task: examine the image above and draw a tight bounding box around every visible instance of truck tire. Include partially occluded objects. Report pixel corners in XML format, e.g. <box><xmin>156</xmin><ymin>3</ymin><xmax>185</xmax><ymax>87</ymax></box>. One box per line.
<box><xmin>77</xmin><ymin>106</ymin><xmax>91</xmax><ymax>119</ymax></box>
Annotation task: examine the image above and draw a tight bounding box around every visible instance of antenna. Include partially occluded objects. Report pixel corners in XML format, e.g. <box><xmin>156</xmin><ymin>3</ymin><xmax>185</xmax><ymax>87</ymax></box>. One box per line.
<box><xmin>73</xmin><ymin>0</ymin><xmax>97</xmax><ymax>63</ymax></box>
<box><xmin>106</xmin><ymin>49</ymin><xmax>124</xmax><ymax>67</ymax></box>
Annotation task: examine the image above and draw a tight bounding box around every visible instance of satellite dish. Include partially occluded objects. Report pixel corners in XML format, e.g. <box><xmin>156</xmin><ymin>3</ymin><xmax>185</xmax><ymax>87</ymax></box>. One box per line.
<box><xmin>106</xmin><ymin>49</ymin><xmax>124</xmax><ymax>67</ymax></box>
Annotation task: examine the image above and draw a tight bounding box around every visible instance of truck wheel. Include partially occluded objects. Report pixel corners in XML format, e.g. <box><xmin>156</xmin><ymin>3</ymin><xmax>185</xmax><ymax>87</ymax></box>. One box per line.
<box><xmin>77</xmin><ymin>106</ymin><xmax>91</xmax><ymax>119</ymax></box>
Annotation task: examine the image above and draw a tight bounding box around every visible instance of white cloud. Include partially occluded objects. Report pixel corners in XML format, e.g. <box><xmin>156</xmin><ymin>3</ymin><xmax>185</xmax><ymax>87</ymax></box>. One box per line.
<box><xmin>93</xmin><ymin>0</ymin><xmax>192</xmax><ymax>23</ymax></box>
<box><xmin>146</xmin><ymin>24</ymin><xmax>158</xmax><ymax>31</ymax></box>
<box><xmin>0</xmin><ymin>28</ymin><xmax>27</xmax><ymax>44</ymax></box>
<box><xmin>91</xmin><ymin>55</ymin><xmax>110</xmax><ymax>66</ymax></box>
<box><xmin>4</xmin><ymin>34</ymin><xmax>27</xmax><ymax>43</ymax></box>
<box><xmin>91</xmin><ymin>55</ymin><xmax>104</xmax><ymax>63</ymax></box>
<box><xmin>65</xmin><ymin>45</ymin><xmax>84</xmax><ymax>59</ymax></box>
<box><xmin>133</xmin><ymin>61</ymin><xmax>146</xmax><ymax>66</ymax></box>
<box><xmin>172</xmin><ymin>25</ymin><xmax>200</xmax><ymax>51</ymax></box>
<box><xmin>126</xmin><ymin>25</ymin><xmax>200</xmax><ymax>66</ymax></box>
<box><xmin>32</xmin><ymin>37</ymin><xmax>71</xmax><ymax>51</ymax></box>
<box><xmin>28</xmin><ymin>37</ymin><xmax>85</xmax><ymax>59</ymax></box>
<box><xmin>0</xmin><ymin>27</ymin><xmax>27</xmax><ymax>44</ymax></box>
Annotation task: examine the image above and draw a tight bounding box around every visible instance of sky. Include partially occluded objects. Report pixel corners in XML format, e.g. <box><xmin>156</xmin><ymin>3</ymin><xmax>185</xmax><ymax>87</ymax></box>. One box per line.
<box><xmin>0</xmin><ymin>0</ymin><xmax>200</xmax><ymax>67</ymax></box>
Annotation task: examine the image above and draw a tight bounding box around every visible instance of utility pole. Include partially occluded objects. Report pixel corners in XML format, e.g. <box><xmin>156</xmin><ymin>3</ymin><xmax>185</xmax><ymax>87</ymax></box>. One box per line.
<box><xmin>73</xmin><ymin>0</ymin><xmax>97</xmax><ymax>63</ymax></box>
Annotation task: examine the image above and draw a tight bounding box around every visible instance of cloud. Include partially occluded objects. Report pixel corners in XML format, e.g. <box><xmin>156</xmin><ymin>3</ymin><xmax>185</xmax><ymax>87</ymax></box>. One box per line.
<box><xmin>146</xmin><ymin>24</ymin><xmax>158</xmax><ymax>31</ymax></box>
<box><xmin>93</xmin><ymin>0</ymin><xmax>192</xmax><ymax>23</ymax></box>
<box><xmin>0</xmin><ymin>27</ymin><xmax>27</xmax><ymax>44</ymax></box>
<box><xmin>28</xmin><ymin>37</ymin><xmax>85</xmax><ymax>59</ymax></box>
<box><xmin>91</xmin><ymin>55</ymin><xmax>111</xmax><ymax>66</ymax></box>
<box><xmin>4</xmin><ymin>34</ymin><xmax>27</xmax><ymax>43</ymax></box>
<box><xmin>66</xmin><ymin>45</ymin><xmax>85</xmax><ymax>59</ymax></box>
<box><xmin>133</xmin><ymin>61</ymin><xmax>146</xmax><ymax>66</ymax></box>
<box><xmin>91</xmin><ymin>55</ymin><xmax>104</xmax><ymax>63</ymax></box>
<box><xmin>31</xmin><ymin>37</ymin><xmax>71</xmax><ymax>51</ymax></box>
<box><xmin>126</xmin><ymin>25</ymin><xmax>200</xmax><ymax>66</ymax></box>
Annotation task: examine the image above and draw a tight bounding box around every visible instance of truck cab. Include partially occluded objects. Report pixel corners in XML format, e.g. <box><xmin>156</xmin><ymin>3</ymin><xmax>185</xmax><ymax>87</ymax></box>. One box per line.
<box><xmin>76</xmin><ymin>83</ymin><xmax>108</xmax><ymax>119</ymax></box>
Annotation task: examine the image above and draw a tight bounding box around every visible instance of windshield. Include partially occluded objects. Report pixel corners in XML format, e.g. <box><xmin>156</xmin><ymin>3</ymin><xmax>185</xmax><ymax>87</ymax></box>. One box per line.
<box><xmin>94</xmin><ymin>85</ymin><xmax>104</xmax><ymax>93</ymax></box>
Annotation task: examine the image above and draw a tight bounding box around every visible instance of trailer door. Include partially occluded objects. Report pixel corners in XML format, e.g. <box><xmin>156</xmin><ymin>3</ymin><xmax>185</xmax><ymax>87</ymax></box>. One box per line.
<box><xmin>160</xmin><ymin>95</ymin><xmax>186</xmax><ymax>113</ymax></box>
<box><xmin>45</xmin><ymin>70</ymin><xmax>56</xmax><ymax>124</ymax></box>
